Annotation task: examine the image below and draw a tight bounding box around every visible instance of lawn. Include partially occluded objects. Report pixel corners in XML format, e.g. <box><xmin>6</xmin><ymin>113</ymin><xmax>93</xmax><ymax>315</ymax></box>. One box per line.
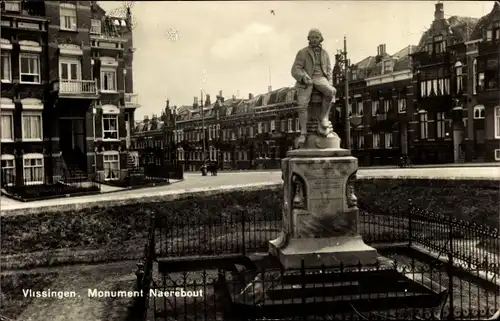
<box><xmin>1</xmin><ymin>272</ymin><xmax>59</xmax><ymax>320</ymax></box>
<box><xmin>0</xmin><ymin>262</ymin><xmax>139</xmax><ymax>321</ymax></box>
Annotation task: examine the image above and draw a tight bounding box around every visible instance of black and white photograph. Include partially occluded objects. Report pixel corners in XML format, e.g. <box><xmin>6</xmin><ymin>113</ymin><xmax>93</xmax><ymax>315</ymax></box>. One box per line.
<box><xmin>0</xmin><ymin>0</ymin><xmax>499</xmax><ymax>320</ymax></box>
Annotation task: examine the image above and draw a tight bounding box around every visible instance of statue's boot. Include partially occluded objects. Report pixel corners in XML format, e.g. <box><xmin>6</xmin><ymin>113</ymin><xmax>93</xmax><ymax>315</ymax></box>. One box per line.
<box><xmin>297</xmin><ymin>134</ymin><xmax>306</xmax><ymax>144</ymax></box>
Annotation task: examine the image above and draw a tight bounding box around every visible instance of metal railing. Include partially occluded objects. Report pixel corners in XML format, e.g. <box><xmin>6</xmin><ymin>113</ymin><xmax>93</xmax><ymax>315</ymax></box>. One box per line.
<box><xmin>153</xmin><ymin>207</ymin><xmax>499</xmax><ymax>277</ymax></box>
<box><xmin>1</xmin><ymin>167</ymin><xmax>100</xmax><ymax>200</ymax></box>
<box><xmin>125</xmin><ymin>93</ymin><xmax>139</xmax><ymax>106</ymax></box>
<box><xmin>59</xmin><ymin>79</ymin><xmax>98</xmax><ymax>95</ymax></box>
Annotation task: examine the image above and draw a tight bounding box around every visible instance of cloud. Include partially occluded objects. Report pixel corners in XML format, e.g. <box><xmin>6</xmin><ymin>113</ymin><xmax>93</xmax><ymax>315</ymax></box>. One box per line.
<box><xmin>210</xmin><ymin>23</ymin><xmax>289</xmax><ymax>61</ymax></box>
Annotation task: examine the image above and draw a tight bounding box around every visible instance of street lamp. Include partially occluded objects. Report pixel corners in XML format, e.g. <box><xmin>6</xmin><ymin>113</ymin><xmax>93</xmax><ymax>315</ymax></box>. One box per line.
<box><xmin>337</xmin><ymin>36</ymin><xmax>351</xmax><ymax>149</ymax></box>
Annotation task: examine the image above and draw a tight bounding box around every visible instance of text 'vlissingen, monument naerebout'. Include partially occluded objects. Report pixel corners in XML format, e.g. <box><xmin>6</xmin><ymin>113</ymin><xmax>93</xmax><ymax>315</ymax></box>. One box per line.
<box><xmin>87</xmin><ymin>288</ymin><xmax>204</xmax><ymax>298</ymax></box>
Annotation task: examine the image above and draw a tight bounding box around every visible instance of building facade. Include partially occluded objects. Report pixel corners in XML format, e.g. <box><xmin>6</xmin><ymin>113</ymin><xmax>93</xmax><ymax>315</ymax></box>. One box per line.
<box><xmin>465</xmin><ymin>2</ymin><xmax>500</xmax><ymax>162</ymax></box>
<box><xmin>1</xmin><ymin>0</ymin><xmax>50</xmax><ymax>186</ymax></box>
<box><xmin>334</xmin><ymin>44</ymin><xmax>416</xmax><ymax>166</ymax></box>
<box><xmin>1</xmin><ymin>0</ymin><xmax>139</xmax><ymax>188</ymax></box>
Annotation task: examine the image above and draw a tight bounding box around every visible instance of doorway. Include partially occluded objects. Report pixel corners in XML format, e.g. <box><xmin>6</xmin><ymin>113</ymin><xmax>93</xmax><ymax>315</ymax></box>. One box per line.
<box><xmin>59</xmin><ymin>118</ymin><xmax>86</xmax><ymax>170</ymax></box>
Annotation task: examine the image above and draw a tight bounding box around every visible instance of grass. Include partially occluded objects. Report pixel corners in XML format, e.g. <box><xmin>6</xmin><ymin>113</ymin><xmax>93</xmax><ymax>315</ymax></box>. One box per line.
<box><xmin>0</xmin><ymin>272</ymin><xmax>59</xmax><ymax>320</ymax></box>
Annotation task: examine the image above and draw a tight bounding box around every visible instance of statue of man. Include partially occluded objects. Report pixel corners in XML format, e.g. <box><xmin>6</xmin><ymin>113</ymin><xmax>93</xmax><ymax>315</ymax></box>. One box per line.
<box><xmin>291</xmin><ymin>28</ymin><xmax>337</xmax><ymax>144</ymax></box>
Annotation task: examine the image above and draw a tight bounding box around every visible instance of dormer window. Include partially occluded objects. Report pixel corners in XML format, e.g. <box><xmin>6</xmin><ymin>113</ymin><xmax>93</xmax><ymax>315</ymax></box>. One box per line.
<box><xmin>91</xmin><ymin>19</ymin><xmax>101</xmax><ymax>35</ymax></box>
<box><xmin>433</xmin><ymin>35</ymin><xmax>446</xmax><ymax>54</ymax></box>
<box><xmin>382</xmin><ymin>60</ymin><xmax>391</xmax><ymax>74</ymax></box>
<box><xmin>492</xmin><ymin>21</ymin><xmax>500</xmax><ymax>42</ymax></box>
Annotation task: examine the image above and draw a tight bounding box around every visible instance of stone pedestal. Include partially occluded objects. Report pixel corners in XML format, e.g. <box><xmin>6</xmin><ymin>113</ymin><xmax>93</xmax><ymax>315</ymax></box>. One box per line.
<box><xmin>269</xmin><ymin>148</ymin><xmax>379</xmax><ymax>270</ymax></box>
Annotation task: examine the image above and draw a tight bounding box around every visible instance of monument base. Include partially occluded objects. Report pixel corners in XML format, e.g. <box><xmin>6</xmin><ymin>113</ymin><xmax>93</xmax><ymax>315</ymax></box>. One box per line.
<box><xmin>269</xmin><ymin>235</ymin><xmax>379</xmax><ymax>270</ymax></box>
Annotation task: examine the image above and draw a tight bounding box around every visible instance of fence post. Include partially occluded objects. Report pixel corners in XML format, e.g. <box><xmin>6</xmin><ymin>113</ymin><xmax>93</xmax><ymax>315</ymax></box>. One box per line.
<box><xmin>447</xmin><ymin>213</ymin><xmax>454</xmax><ymax>321</ymax></box>
<box><xmin>408</xmin><ymin>198</ymin><xmax>413</xmax><ymax>247</ymax></box>
<box><xmin>241</xmin><ymin>211</ymin><xmax>246</xmax><ymax>257</ymax></box>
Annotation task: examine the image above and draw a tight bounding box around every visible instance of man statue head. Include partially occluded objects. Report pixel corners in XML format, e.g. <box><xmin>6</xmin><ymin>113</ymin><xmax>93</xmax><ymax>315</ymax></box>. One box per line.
<box><xmin>307</xmin><ymin>28</ymin><xmax>323</xmax><ymax>47</ymax></box>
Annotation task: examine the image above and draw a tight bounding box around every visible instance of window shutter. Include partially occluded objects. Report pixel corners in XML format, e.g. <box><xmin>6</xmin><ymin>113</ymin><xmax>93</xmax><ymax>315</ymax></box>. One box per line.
<box><xmin>95</xmin><ymin>108</ymin><xmax>103</xmax><ymax>138</ymax></box>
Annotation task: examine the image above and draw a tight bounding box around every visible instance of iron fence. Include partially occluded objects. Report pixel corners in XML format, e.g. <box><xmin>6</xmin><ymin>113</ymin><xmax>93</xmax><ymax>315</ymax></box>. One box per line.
<box><xmin>147</xmin><ymin>259</ymin><xmax>499</xmax><ymax>321</ymax></box>
<box><xmin>1</xmin><ymin>167</ymin><xmax>100</xmax><ymax>200</ymax></box>
<box><xmin>154</xmin><ymin>207</ymin><xmax>499</xmax><ymax>277</ymax></box>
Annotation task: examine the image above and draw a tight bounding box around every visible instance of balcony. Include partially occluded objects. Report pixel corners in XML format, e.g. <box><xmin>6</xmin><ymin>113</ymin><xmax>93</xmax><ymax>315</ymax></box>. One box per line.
<box><xmin>478</xmin><ymin>41</ymin><xmax>500</xmax><ymax>56</ymax></box>
<box><xmin>58</xmin><ymin>80</ymin><xmax>99</xmax><ymax>99</ymax></box>
<box><xmin>125</xmin><ymin>93</ymin><xmax>140</xmax><ymax>108</ymax></box>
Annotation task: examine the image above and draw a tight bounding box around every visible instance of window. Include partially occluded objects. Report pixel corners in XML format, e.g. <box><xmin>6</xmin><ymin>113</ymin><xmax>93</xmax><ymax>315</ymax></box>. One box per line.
<box><xmin>248</xmin><ymin>126</ymin><xmax>253</xmax><ymax>137</ymax></box>
<box><xmin>373</xmin><ymin>133</ymin><xmax>380</xmax><ymax>149</ymax></box>
<box><xmin>357</xmin><ymin>133</ymin><xmax>364</xmax><ymax>149</ymax></box>
<box><xmin>383</xmin><ymin>100</ymin><xmax>390</xmax><ymax>113</ymax></box>
<box><xmin>22</xmin><ymin>112</ymin><xmax>42</xmax><ymax>141</ymax></box>
<box><xmin>295</xmin><ymin>118</ymin><xmax>299</xmax><ymax>132</ymax></box>
<box><xmin>1</xmin><ymin>52</ymin><xmax>11</xmax><ymax>82</ymax></box>
<box><xmin>357</xmin><ymin>101</ymin><xmax>363</xmax><ymax>115</ymax></box>
<box><xmin>455</xmin><ymin>61</ymin><xmax>463</xmax><ymax>94</ymax></box>
<box><xmin>419</xmin><ymin>112</ymin><xmax>428</xmax><ymax>139</ymax></box>
<box><xmin>1</xmin><ymin>155</ymin><xmax>15</xmax><ymax>186</ymax></box>
<box><xmin>258</xmin><ymin>122</ymin><xmax>262</xmax><ymax>134</ymax></box>
<box><xmin>270</xmin><ymin>120</ymin><xmax>275</xmax><ymax>132</ymax></box>
<box><xmin>101</xmin><ymin>68</ymin><xmax>117</xmax><ymax>91</ymax></box>
<box><xmin>482</xmin><ymin>57</ymin><xmax>499</xmax><ymax>91</ymax></box>
<box><xmin>433</xmin><ymin>35</ymin><xmax>446</xmax><ymax>54</ymax></box>
<box><xmin>90</xmin><ymin>19</ymin><xmax>101</xmax><ymax>35</ymax></box>
<box><xmin>287</xmin><ymin>118</ymin><xmax>292</xmax><ymax>132</ymax></box>
<box><xmin>495</xmin><ymin>149</ymin><xmax>500</xmax><ymax>161</ymax></box>
<box><xmin>436</xmin><ymin>112</ymin><xmax>445</xmax><ymax>138</ymax></box>
<box><xmin>1</xmin><ymin>112</ymin><xmax>13</xmax><ymax>142</ymax></box>
<box><xmin>4</xmin><ymin>1</ymin><xmax>20</xmax><ymax>12</ymax></box>
<box><xmin>281</xmin><ymin>119</ymin><xmax>285</xmax><ymax>132</ymax></box>
<box><xmin>103</xmin><ymin>152</ymin><xmax>120</xmax><ymax>181</ymax></box>
<box><xmin>384</xmin><ymin>133</ymin><xmax>392</xmax><ymax>148</ymax></box>
<box><xmin>372</xmin><ymin>101</ymin><xmax>379</xmax><ymax>116</ymax></box>
<box><xmin>23</xmin><ymin>154</ymin><xmax>44</xmax><ymax>185</ymax></box>
<box><xmin>494</xmin><ymin>21</ymin><xmax>500</xmax><ymax>41</ymax></box>
<box><xmin>474</xmin><ymin>105</ymin><xmax>485</xmax><ymax>119</ymax></box>
<box><xmin>473</xmin><ymin>59</ymin><xmax>477</xmax><ymax>95</ymax></box>
<box><xmin>496</xmin><ymin>107</ymin><xmax>500</xmax><ymax>139</ymax></box>
<box><xmin>19</xmin><ymin>53</ymin><xmax>40</xmax><ymax>84</ymax></box>
<box><xmin>60</xmin><ymin>3</ymin><xmax>77</xmax><ymax>31</ymax></box>
<box><xmin>102</xmin><ymin>114</ymin><xmax>118</xmax><ymax>139</ymax></box>
<box><xmin>398</xmin><ymin>98</ymin><xmax>406</xmax><ymax>113</ymax></box>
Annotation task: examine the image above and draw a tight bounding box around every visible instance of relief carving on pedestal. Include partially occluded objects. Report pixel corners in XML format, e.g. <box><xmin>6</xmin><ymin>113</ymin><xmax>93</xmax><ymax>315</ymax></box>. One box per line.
<box><xmin>346</xmin><ymin>170</ymin><xmax>358</xmax><ymax>208</ymax></box>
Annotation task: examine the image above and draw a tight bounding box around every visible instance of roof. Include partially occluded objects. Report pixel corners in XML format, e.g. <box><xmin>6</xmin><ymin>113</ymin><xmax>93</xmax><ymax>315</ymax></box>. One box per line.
<box><xmin>470</xmin><ymin>2</ymin><xmax>500</xmax><ymax>40</ymax></box>
<box><xmin>133</xmin><ymin>119</ymin><xmax>164</xmax><ymax>133</ymax></box>
<box><xmin>417</xmin><ymin>15</ymin><xmax>479</xmax><ymax>51</ymax></box>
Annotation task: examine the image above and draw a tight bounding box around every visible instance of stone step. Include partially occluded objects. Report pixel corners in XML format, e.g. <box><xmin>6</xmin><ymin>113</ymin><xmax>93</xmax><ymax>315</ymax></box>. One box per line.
<box><xmin>267</xmin><ymin>278</ymin><xmax>419</xmax><ymax>301</ymax></box>
<box><xmin>232</xmin><ymin>291</ymin><xmax>441</xmax><ymax>320</ymax></box>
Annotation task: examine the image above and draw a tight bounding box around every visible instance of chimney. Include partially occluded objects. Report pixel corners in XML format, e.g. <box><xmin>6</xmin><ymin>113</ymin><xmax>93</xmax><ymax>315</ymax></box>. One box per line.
<box><xmin>232</xmin><ymin>94</ymin><xmax>236</xmax><ymax>100</ymax></box>
<box><xmin>249</xmin><ymin>93</ymin><xmax>254</xmax><ymax>99</ymax></box>
<box><xmin>194</xmin><ymin>96</ymin><xmax>198</xmax><ymax>106</ymax></box>
<box><xmin>434</xmin><ymin>1</ymin><xmax>444</xmax><ymax>21</ymax></box>
<box><xmin>144</xmin><ymin>115</ymin><xmax>149</xmax><ymax>122</ymax></box>
<box><xmin>219</xmin><ymin>90</ymin><xmax>223</xmax><ymax>97</ymax></box>
<box><xmin>268</xmin><ymin>85</ymin><xmax>272</xmax><ymax>92</ymax></box>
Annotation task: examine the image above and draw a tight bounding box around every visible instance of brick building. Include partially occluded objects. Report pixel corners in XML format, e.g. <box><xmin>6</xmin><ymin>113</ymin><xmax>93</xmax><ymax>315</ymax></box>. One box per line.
<box><xmin>1</xmin><ymin>0</ymin><xmax>50</xmax><ymax>186</ymax></box>
<box><xmin>464</xmin><ymin>2</ymin><xmax>500</xmax><ymax>162</ymax></box>
<box><xmin>411</xmin><ymin>2</ymin><xmax>479</xmax><ymax>164</ymax></box>
<box><xmin>334</xmin><ymin>44</ymin><xmax>416</xmax><ymax>166</ymax></box>
<box><xmin>1</xmin><ymin>1</ymin><xmax>139</xmax><ymax>189</ymax></box>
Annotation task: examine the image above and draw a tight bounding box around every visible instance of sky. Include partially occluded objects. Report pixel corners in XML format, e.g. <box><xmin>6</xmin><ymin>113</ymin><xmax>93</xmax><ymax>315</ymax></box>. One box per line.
<box><xmin>98</xmin><ymin>1</ymin><xmax>494</xmax><ymax>119</ymax></box>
